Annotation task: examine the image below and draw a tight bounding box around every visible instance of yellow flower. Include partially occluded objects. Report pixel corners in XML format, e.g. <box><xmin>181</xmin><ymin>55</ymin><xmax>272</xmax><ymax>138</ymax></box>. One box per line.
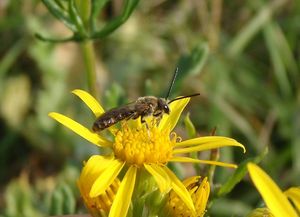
<box><xmin>285</xmin><ymin>187</ymin><xmax>300</xmax><ymax>213</ymax></box>
<box><xmin>77</xmin><ymin>155</ymin><xmax>121</xmax><ymax>217</ymax></box>
<box><xmin>166</xmin><ymin>176</ymin><xmax>210</xmax><ymax>217</ymax></box>
<box><xmin>49</xmin><ymin>89</ymin><xmax>245</xmax><ymax>217</ymax></box>
<box><xmin>247</xmin><ymin>163</ymin><xmax>300</xmax><ymax>217</ymax></box>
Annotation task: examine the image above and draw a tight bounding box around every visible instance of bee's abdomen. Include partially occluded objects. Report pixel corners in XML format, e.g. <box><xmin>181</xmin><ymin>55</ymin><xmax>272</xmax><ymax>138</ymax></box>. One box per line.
<box><xmin>92</xmin><ymin>117</ymin><xmax>116</xmax><ymax>132</ymax></box>
<box><xmin>92</xmin><ymin>107</ymin><xmax>135</xmax><ymax>132</ymax></box>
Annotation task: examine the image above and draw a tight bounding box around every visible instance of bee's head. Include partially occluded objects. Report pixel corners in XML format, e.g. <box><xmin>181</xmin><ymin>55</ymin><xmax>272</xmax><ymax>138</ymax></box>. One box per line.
<box><xmin>158</xmin><ymin>98</ymin><xmax>170</xmax><ymax>114</ymax></box>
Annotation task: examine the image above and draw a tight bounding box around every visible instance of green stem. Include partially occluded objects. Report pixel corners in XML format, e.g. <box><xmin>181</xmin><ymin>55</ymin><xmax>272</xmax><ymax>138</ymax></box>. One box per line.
<box><xmin>80</xmin><ymin>40</ymin><xmax>99</xmax><ymax>99</ymax></box>
<box><xmin>207</xmin><ymin>127</ymin><xmax>218</xmax><ymax>186</ymax></box>
<box><xmin>207</xmin><ymin>148</ymin><xmax>219</xmax><ymax>187</ymax></box>
<box><xmin>77</xmin><ymin>0</ymin><xmax>98</xmax><ymax>99</ymax></box>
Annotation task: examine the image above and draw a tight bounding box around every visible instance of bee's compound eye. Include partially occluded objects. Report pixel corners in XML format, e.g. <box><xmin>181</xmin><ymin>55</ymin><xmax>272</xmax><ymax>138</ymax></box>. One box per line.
<box><xmin>164</xmin><ymin>105</ymin><xmax>170</xmax><ymax>114</ymax></box>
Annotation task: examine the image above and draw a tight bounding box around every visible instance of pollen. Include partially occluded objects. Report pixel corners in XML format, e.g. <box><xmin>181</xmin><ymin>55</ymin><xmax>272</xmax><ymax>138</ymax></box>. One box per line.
<box><xmin>113</xmin><ymin>122</ymin><xmax>175</xmax><ymax>166</ymax></box>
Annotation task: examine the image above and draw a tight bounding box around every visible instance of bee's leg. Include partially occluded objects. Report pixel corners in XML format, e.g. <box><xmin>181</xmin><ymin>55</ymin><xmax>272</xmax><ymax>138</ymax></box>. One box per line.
<box><xmin>126</xmin><ymin>112</ymin><xmax>136</xmax><ymax>121</ymax></box>
<box><xmin>139</xmin><ymin>115</ymin><xmax>151</xmax><ymax>138</ymax></box>
<box><xmin>129</xmin><ymin>111</ymin><xmax>139</xmax><ymax>120</ymax></box>
<box><xmin>141</xmin><ymin>116</ymin><xmax>151</xmax><ymax>139</ymax></box>
<box><xmin>140</xmin><ymin>115</ymin><xmax>149</xmax><ymax>129</ymax></box>
<box><xmin>130</xmin><ymin>112</ymin><xmax>149</xmax><ymax>130</ymax></box>
<box><xmin>153</xmin><ymin>112</ymin><xmax>162</xmax><ymax>126</ymax></box>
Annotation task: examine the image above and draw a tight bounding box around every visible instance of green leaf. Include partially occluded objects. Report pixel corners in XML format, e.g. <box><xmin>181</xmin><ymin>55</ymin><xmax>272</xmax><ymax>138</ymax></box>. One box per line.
<box><xmin>184</xmin><ymin>113</ymin><xmax>196</xmax><ymax>138</ymax></box>
<box><xmin>4</xmin><ymin>177</ymin><xmax>43</xmax><ymax>217</ymax></box>
<box><xmin>54</xmin><ymin>0</ymin><xmax>66</xmax><ymax>9</ymax></box>
<box><xmin>104</xmin><ymin>82</ymin><xmax>126</xmax><ymax>109</ymax></box>
<box><xmin>68</xmin><ymin>0</ymin><xmax>86</xmax><ymax>36</ymax></box>
<box><xmin>91</xmin><ymin>0</ymin><xmax>140</xmax><ymax>39</ymax></box>
<box><xmin>168</xmin><ymin>42</ymin><xmax>209</xmax><ymax>95</ymax></box>
<box><xmin>61</xmin><ymin>184</ymin><xmax>76</xmax><ymax>213</ymax></box>
<box><xmin>49</xmin><ymin>190</ymin><xmax>63</xmax><ymax>215</ymax></box>
<box><xmin>48</xmin><ymin>183</ymin><xmax>76</xmax><ymax>215</ymax></box>
<box><xmin>41</xmin><ymin>0</ymin><xmax>77</xmax><ymax>32</ymax></box>
<box><xmin>217</xmin><ymin>147</ymin><xmax>268</xmax><ymax>197</ymax></box>
<box><xmin>263</xmin><ymin>22</ymin><xmax>292</xmax><ymax>97</ymax></box>
<box><xmin>227</xmin><ymin>0</ymin><xmax>286</xmax><ymax>56</ymax></box>
<box><xmin>272</xmin><ymin>24</ymin><xmax>298</xmax><ymax>81</ymax></box>
<box><xmin>177</xmin><ymin>42</ymin><xmax>209</xmax><ymax>77</ymax></box>
<box><xmin>35</xmin><ymin>33</ymin><xmax>83</xmax><ymax>43</ymax></box>
<box><xmin>91</xmin><ymin>0</ymin><xmax>111</xmax><ymax>30</ymax></box>
<box><xmin>75</xmin><ymin>0</ymin><xmax>91</xmax><ymax>23</ymax></box>
<box><xmin>0</xmin><ymin>39</ymin><xmax>26</xmax><ymax>78</ymax></box>
<box><xmin>123</xmin><ymin>0</ymin><xmax>139</xmax><ymax>18</ymax></box>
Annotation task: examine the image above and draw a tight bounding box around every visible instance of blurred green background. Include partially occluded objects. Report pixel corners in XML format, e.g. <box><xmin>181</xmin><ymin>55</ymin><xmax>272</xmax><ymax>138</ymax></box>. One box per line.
<box><xmin>0</xmin><ymin>0</ymin><xmax>299</xmax><ymax>216</ymax></box>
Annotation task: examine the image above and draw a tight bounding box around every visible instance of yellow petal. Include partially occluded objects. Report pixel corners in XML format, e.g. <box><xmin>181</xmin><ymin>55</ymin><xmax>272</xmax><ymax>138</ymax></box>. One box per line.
<box><xmin>78</xmin><ymin>155</ymin><xmax>115</xmax><ymax>199</ymax></box>
<box><xmin>81</xmin><ymin>155</ymin><xmax>114</xmax><ymax>180</ymax></box>
<box><xmin>144</xmin><ymin>164</ymin><xmax>171</xmax><ymax>193</ymax></box>
<box><xmin>182</xmin><ymin>176</ymin><xmax>200</xmax><ymax>189</ymax></box>
<box><xmin>247</xmin><ymin>163</ymin><xmax>298</xmax><ymax>217</ymax></box>
<box><xmin>176</xmin><ymin>136</ymin><xmax>237</xmax><ymax>147</ymax></box>
<box><xmin>170</xmin><ymin>156</ymin><xmax>237</xmax><ymax>168</ymax></box>
<box><xmin>90</xmin><ymin>160</ymin><xmax>125</xmax><ymax>197</ymax></box>
<box><xmin>72</xmin><ymin>89</ymin><xmax>105</xmax><ymax>117</ymax></box>
<box><xmin>173</xmin><ymin>137</ymin><xmax>245</xmax><ymax>154</ymax></box>
<box><xmin>159</xmin><ymin>98</ymin><xmax>190</xmax><ymax>132</ymax></box>
<box><xmin>109</xmin><ymin>166</ymin><xmax>137</xmax><ymax>217</ymax></box>
<box><xmin>72</xmin><ymin>89</ymin><xmax>120</xmax><ymax>135</ymax></box>
<box><xmin>194</xmin><ymin>177</ymin><xmax>210</xmax><ymax>214</ymax></box>
<box><xmin>49</xmin><ymin>112</ymin><xmax>112</xmax><ymax>147</ymax></box>
<box><xmin>284</xmin><ymin>187</ymin><xmax>300</xmax><ymax>213</ymax></box>
<box><xmin>164</xmin><ymin>167</ymin><xmax>195</xmax><ymax>214</ymax></box>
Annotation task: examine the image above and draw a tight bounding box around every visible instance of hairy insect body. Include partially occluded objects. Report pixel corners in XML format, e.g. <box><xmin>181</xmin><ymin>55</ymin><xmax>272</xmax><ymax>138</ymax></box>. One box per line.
<box><xmin>92</xmin><ymin>106</ymin><xmax>134</xmax><ymax>132</ymax></box>
<box><xmin>92</xmin><ymin>96</ymin><xmax>170</xmax><ymax>133</ymax></box>
<box><xmin>92</xmin><ymin>67</ymin><xmax>200</xmax><ymax>133</ymax></box>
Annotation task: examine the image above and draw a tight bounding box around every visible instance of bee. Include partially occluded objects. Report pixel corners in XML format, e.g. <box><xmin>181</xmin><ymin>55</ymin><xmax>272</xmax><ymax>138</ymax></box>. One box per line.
<box><xmin>92</xmin><ymin>68</ymin><xmax>199</xmax><ymax>133</ymax></box>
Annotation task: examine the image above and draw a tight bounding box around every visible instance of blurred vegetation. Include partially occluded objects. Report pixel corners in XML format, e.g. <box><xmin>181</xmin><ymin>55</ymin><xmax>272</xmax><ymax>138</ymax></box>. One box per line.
<box><xmin>0</xmin><ymin>0</ymin><xmax>299</xmax><ymax>216</ymax></box>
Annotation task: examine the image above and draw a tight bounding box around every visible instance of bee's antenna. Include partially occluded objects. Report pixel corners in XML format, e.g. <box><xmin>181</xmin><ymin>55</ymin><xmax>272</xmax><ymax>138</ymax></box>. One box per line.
<box><xmin>168</xmin><ymin>93</ymin><xmax>200</xmax><ymax>104</ymax></box>
<box><xmin>165</xmin><ymin>67</ymin><xmax>179</xmax><ymax>100</ymax></box>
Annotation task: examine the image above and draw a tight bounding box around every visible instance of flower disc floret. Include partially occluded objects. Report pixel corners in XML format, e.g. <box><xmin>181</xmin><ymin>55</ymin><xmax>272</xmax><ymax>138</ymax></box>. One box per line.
<box><xmin>113</xmin><ymin>123</ymin><xmax>175</xmax><ymax>166</ymax></box>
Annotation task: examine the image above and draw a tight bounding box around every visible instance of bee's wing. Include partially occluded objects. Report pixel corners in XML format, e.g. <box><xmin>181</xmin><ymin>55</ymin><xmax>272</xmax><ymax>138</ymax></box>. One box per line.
<box><xmin>93</xmin><ymin>103</ymin><xmax>136</xmax><ymax>132</ymax></box>
<box><xmin>97</xmin><ymin>103</ymin><xmax>136</xmax><ymax>120</ymax></box>
<box><xmin>105</xmin><ymin>100</ymin><xmax>151</xmax><ymax>121</ymax></box>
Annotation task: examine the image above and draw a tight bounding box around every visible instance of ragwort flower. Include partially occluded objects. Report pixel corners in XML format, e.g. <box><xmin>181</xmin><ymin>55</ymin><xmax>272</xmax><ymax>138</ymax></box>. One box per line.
<box><xmin>49</xmin><ymin>89</ymin><xmax>245</xmax><ymax>217</ymax></box>
<box><xmin>77</xmin><ymin>155</ymin><xmax>121</xmax><ymax>217</ymax></box>
<box><xmin>247</xmin><ymin>163</ymin><xmax>300</xmax><ymax>217</ymax></box>
<box><xmin>166</xmin><ymin>176</ymin><xmax>210</xmax><ymax>217</ymax></box>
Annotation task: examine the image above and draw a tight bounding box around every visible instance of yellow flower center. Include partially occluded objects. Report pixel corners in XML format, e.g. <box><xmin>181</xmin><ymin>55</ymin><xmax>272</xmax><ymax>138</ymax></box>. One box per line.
<box><xmin>113</xmin><ymin>122</ymin><xmax>176</xmax><ymax>166</ymax></box>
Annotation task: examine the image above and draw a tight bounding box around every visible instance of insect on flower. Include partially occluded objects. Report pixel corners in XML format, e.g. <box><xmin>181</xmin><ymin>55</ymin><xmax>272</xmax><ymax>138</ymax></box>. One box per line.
<box><xmin>92</xmin><ymin>67</ymin><xmax>200</xmax><ymax>132</ymax></box>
